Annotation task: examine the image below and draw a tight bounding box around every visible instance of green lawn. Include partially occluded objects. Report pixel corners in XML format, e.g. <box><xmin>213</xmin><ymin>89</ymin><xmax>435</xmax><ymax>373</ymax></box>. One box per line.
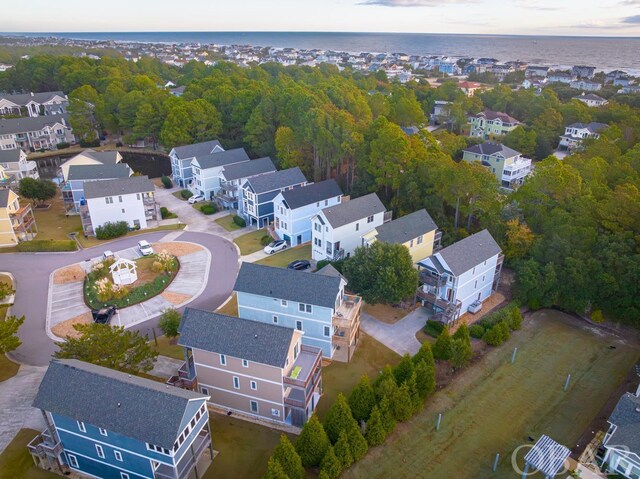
<box><xmin>172</xmin><ymin>190</ymin><xmax>190</xmax><ymax>201</ymax></box>
<box><xmin>255</xmin><ymin>244</ymin><xmax>312</xmax><ymax>268</ymax></box>
<box><xmin>344</xmin><ymin>310</ymin><xmax>640</xmax><ymax>479</ymax></box>
<box><xmin>76</xmin><ymin>223</ymin><xmax>185</xmax><ymax>249</ymax></box>
<box><xmin>0</xmin><ymin>429</ymin><xmax>60</xmax><ymax>479</ymax></box>
<box><xmin>151</xmin><ymin>335</ymin><xmax>185</xmax><ymax>361</ymax></box>
<box><xmin>234</xmin><ymin>229</ymin><xmax>269</xmax><ymax>255</ymax></box>
<box><xmin>316</xmin><ymin>332</ymin><xmax>401</xmax><ymax>420</ymax></box>
<box><xmin>215</xmin><ymin>215</ymin><xmax>244</xmax><ymax>232</ymax></box>
<box><xmin>29</xmin><ymin>195</ymin><xmax>81</xmax><ymax>241</ymax></box>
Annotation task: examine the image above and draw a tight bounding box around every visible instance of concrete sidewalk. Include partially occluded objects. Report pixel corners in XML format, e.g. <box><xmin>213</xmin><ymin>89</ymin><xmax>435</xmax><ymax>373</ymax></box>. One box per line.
<box><xmin>360</xmin><ymin>308</ymin><xmax>430</xmax><ymax>356</ymax></box>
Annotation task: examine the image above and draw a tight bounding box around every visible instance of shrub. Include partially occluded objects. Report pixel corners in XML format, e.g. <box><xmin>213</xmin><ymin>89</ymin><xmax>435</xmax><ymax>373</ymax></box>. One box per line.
<box><xmin>414</xmin><ymin>359</ymin><xmax>436</xmax><ymax>400</ymax></box>
<box><xmin>348</xmin><ymin>375</ymin><xmax>375</xmax><ymax>422</ymax></box>
<box><xmin>333</xmin><ymin>431</ymin><xmax>353</xmax><ymax>469</ymax></box>
<box><xmin>56</xmin><ymin>142</ymin><xmax>70</xmax><ymax>149</ymax></box>
<box><xmin>424</xmin><ymin>319</ymin><xmax>445</xmax><ymax>338</ymax></box>
<box><xmin>316</xmin><ymin>259</ymin><xmax>332</xmax><ymax>271</ymax></box>
<box><xmin>508</xmin><ymin>307</ymin><xmax>523</xmax><ymax>330</ymax></box>
<box><xmin>160</xmin><ymin>207</ymin><xmax>177</xmax><ymax>219</ymax></box>
<box><xmin>0</xmin><ymin>281</ymin><xmax>15</xmax><ymax>301</ymax></box>
<box><xmin>591</xmin><ymin>310</ymin><xmax>604</xmax><ymax>323</ymax></box>
<box><xmin>79</xmin><ymin>138</ymin><xmax>100</xmax><ymax>147</ymax></box>
<box><xmin>295</xmin><ymin>415</ymin><xmax>330</xmax><ymax>467</ymax></box>
<box><xmin>232</xmin><ymin>215</ymin><xmax>246</xmax><ymax>227</ymax></box>
<box><xmin>272</xmin><ymin>435</ymin><xmax>304</xmax><ymax>479</ymax></box>
<box><xmin>161</xmin><ymin>175</ymin><xmax>173</xmax><ymax>189</ymax></box>
<box><xmin>95</xmin><ymin>221</ymin><xmax>129</xmax><ymax>240</ymax></box>
<box><xmin>159</xmin><ymin>308</ymin><xmax>181</xmax><ymax>339</ymax></box>
<box><xmin>200</xmin><ymin>204</ymin><xmax>217</xmax><ymax>215</ymax></box>
<box><xmin>432</xmin><ymin>328</ymin><xmax>453</xmax><ymax>361</ymax></box>
<box><xmin>323</xmin><ymin>393</ymin><xmax>358</xmax><ymax>444</ymax></box>
<box><xmin>319</xmin><ymin>447</ymin><xmax>342</xmax><ymax>479</ymax></box>
<box><xmin>261</xmin><ymin>235</ymin><xmax>272</xmax><ymax>246</ymax></box>
<box><xmin>180</xmin><ymin>189</ymin><xmax>193</xmax><ymax>200</ymax></box>
<box><xmin>469</xmin><ymin>324</ymin><xmax>486</xmax><ymax>339</ymax></box>
<box><xmin>16</xmin><ymin>240</ymin><xmax>77</xmax><ymax>252</ymax></box>
<box><xmin>482</xmin><ymin>322</ymin><xmax>509</xmax><ymax>346</ymax></box>
<box><xmin>364</xmin><ymin>406</ymin><xmax>386</xmax><ymax>447</ymax></box>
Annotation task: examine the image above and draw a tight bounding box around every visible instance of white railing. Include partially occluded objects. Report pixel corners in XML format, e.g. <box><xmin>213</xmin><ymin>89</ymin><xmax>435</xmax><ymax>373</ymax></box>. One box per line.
<box><xmin>502</xmin><ymin>157</ymin><xmax>532</xmax><ymax>182</ymax></box>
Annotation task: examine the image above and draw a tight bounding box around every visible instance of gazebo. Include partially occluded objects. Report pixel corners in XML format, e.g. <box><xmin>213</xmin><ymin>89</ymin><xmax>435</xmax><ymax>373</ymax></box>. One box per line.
<box><xmin>523</xmin><ymin>435</ymin><xmax>571</xmax><ymax>478</ymax></box>
<box><xmin>109</xmin><ymin>258</ymin><xmax>138</xmax><ymax>285</ymax></box>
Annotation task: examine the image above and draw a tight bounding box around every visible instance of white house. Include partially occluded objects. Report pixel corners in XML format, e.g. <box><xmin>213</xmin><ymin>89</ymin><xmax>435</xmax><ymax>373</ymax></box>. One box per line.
<box><xmin>558</xmin><ymin>122</ymin><xmax>608</xmax><ymax>151</ymax></box>
<box><xmin>58</xmin><ymin>149</ymin><xmax>122</xmax><ymax>182</ymax></box>
<box><xmin>168</xmin><ymin>140</ymin><xmax>224</xmax><ymax>188</ymax></box>
<box><xmin>0</xmin><ymin>148</ymin><xmax>38</xmax><ymax>182</ymax></box>
<box><xmin>601</xmin><ymin>388</ymin><xmax>640</xmax><ymax>479</ymax></box>
<box><xmin>311</xmin><ymin>193</ymin><xmax>387</xmax><ymax>262</ymax></box>
<box><xmin>547</xmin><ymin>71</ymin><xmax>575</xmax><ymax>84</ymax></box>
<box><xmin>81</xmin><ymin>176</ymin><xmax>157</xmax><ymax>236</ymax></box>
<box><xmin>570</xmin><ymin>80</ymin><xmax>602</xmax><ymax>92</ymax></box>
<box><xmin>0</xmin><ymin>91</ymin><xmax>68</xmax><ymax>117</ymax></box>
<box><xmin>273</xmin><ymin>180</ymin><xmax>343</xmax><ymax>247</ymax></box>
<box><xmin>574</xmin><ymin>93</ymin><xmax>608</xmax><ymax>107</ymax></box>
<box><xmin>416</xmin><ymin>229</ymin><xmax>503</xmax><ymax>324</ymax></box>
<box><xmin>0</xmin><ymin>115</ymin><xmax>75</xmax><ymax>152</ymax></box>
<box><xmin>190</xmin><ymin>148</ymin><xmax>250</xmax><ymax>199</ymax></box>
<box><xmin>462</xmin><ymin>142</ymin><xmax>532</xmax><ymax>190</ymax></box>
<box><xmin>216</xmin><ymin>157</ymin><xmax>276</xmax><ymax>210</ymax></box>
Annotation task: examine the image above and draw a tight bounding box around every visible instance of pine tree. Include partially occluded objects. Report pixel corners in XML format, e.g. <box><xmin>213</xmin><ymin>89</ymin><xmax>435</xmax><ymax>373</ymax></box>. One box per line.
<box><xmin>414</xmin><ymin>359</ymin><xmax>436</xmax><ymax>401</ymax></box>
<box><xmin>347</xmin><ymin>424</ymin><xmax>369</xmax><ymax>462</ymax></box>
<box><xmin>364</xmin><ymin>406</ymin><xmax>386</xmax><ymax>447</ymax></box>
<box><xmin>319</xmin><ymin>446</ymin><xmax>342</xmax><ymax>479</ymax></box>
<box><xmin>334</xmin><ymin>431</ymin><xmax>354</xmax><ymax>469</ymax></box>
<box><xmin>412</xmin><ymin>341</ymin><xmax>435</xmax><ymax>366</ymax></box>
<box><xmin>263</xmin><ymin>457</ymin><xmax>289</xmax><ymax>479</ymax></box>
<box><xmin>432</xmin><ymin>327</ymin><xmax>454</xmax><ymax>361</ymax></box>
<box><xmin>295</xmin><ymin>414</ymin><xmax>330</xmax><ymax>468</ymax></box>
<box><xmin>272</xmin><ymin>435</ymin><xmax>304</xmax><ymax>479</ymax></box>
<box><xmin>393</xmin><ymin>383</ymin><xmax>414</xmax><ymax>422</ymax></box>
<box><xmin>393</xmin><ymin>353</ymin><xmax>415</xmax><ymax>385</ymax></box>
<box><xmin>405</xmin><ymin>372</ymin><xmax>422</xmax><ymax>412</ymax></box>
<box><xmin>378</xmin><ymin>395</ymin><xmax>397</xmax><ymax>434</ymax></box>
<box><xmin>318</xmin><ymin>471</ymin><xmax>330</xmax><ymax>479</ymax></box>
<box><xmin>323</xmin><ymin>393</ymin><xmax>358</xmax><ymax>444</ymax></box>
<box><xmin>348</xmin><ymin>375</ymin><xmax>376</xmax><ymax>422</ymax></box>
<box><xmin>450</xmin><ymin>338</ymin><xmax>473</xmax><ymax>369</ymax></box>
<box><xmin>374</xmin><ymin>365</ymin><xmax>398</xmax><ymax>402</ymax></box>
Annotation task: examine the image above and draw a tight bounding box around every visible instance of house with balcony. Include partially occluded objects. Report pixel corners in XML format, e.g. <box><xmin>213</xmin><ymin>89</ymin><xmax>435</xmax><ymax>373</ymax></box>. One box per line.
<box><xmin>601</xmin><ymin>387</ymin><xmax>640</xmax><ymax>479</ymax></box>
<box><xmin>416</xmin><ymin>229</ymin><xmax>503</xmax><ymax>325</ymax></box>
<box><xmin>30</xmin><ymin>359</ymin><xmax>213</xmax><ymax>479</ymax></box>
<box><xmin>547</xmin><ymin>71</ymin><xmax>575</xmax><ymax>84</ymax></box>
<box><xmin>168</xmin><ymin>140</ymin><xmax>224</xmax><ymax>188</ymax></box>
<box><xmin>468</xmin><ymin>110</ymin><xmax>520</xmax><ymax>139</ymax></box>
<box><xmin>273</xmin><ymin>180</ymin><xmax>343</xmax><ymax>247</ymax></box>
<box><xmin>574</xmin><ymin>92</ymin><xmax>608</xmax><ymax>108</ymax></box>
<box><xmin>0</xmin><ymin>115</ymin><xmax>74</xmax><ymax>152</ymax></box>
<box><xmin>239</xmin><ymin>167</ymin><xmax>308</xmax><ymax>228</ymax></box>
<box><xmin>462</xmin><ymin>142</ymin><xmax>532</xmax><ymax>189</ymax></box>
<box><xmin>58</xmin><ymin>149</ymin><xmax>122</xmax><ymax>182</ymax></box>
<box><xmin>216</xmin><ymin>157</ymin><xmax>276</xmax><ymax>210</ymax></box>
<box><xmin>234</xmin><ymin>262</ymin><xmax>362</xmax><ymax>362</ymax></box>
<box><xmin>570</xmin><ymin>80</ymin><xmax>602</xmax><ymax>92</ymax></box>
<box><xmin>81</xmin><ymin>176</ymin><xmax>157</xmax><ymax>236</ymax></box>
<box><xmin>0</xmin><ymin>148</ymin><xmax>38</xmax><ymax>185</ymax></box>
<box><xmin>0</xmin><ymin>91</ymin><xmax>68</xmax><ymax>117</ymax></box>
<box><xmin>190</xmin><ymin>148</ymin><xmax>250</xmax><ymax>199</ymax></box>
<box><xmin>361</xmin><ymin>208</ymin><xmax>440</xmax><ymax>264</ymax></box>
<box><xmin>173</xmin><ymin>308</ymin><xmax>322</xmax><ymax>427</ymax></box>
<box><xmin>558</xmin><ymin>122</ymin><xmax>608</xmax><ymax>151</ymax></box>
<box><xmin>0</xmin><ymin>188</ymin><xmax>37</xmax><ymax>247</ymax></box>
<box><xmin>62</xmin><ymin>163</ymin><xmax>133</xmax><ymax>213</ymax></box>
<box><xmin>572</xmin><ymin>65</ymin><xmax>596</xmax><ymax>79</ymax></box>
<box><xmin>525</xmin><ymin>66</ymin><xmax>549</xmax><ymax>78</ymax></box>
<box><xmin>311</xmin><ymin>193</ymin><xmax>388</xmax><ymax>262</ymax></box>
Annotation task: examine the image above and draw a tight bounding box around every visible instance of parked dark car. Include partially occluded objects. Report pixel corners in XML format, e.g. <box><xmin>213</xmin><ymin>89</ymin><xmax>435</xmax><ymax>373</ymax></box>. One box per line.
<box><xmin>287</xmin><ymin>260</ymin><xmax>311</xmax><ymax>271</ymax></box>
<box><xmin>92</xmin><ymin>306</ymin><xmax>117</xmax><ymax>324</ymax></box>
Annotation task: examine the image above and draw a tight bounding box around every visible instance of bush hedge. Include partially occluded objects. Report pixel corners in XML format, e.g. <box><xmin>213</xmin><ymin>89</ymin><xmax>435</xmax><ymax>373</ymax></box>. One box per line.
<box><xmin>160</xmin><ymin>207</ymin><xmax>177</xmax><ymax>219</ymax></box>
<box><xmin>261</xmin><ymin>235</ymin><xmax>272</xmax><ymax>246</ymax></box>
<box><xmin>200</xmin><ymin>204</ymin><xmax>217</xmax><ymax>215</ymax></box>
<box><xmin>79</xmin><ymin>138</ymin><xmax>100</xmax><ymax>147</ymax></box>
<box><xmin>423</xmin><ymin>319</ymin><xmax>445</xmax><ymax>338</ymax></box>
<box><xmin>468</xmin><ymin>324</ymin><xmax>485</xmax><ymax>339</ymax></box>
<box><xmin>17</xmin><ymin>239</ymin><xmax>77</xmax><ymax>252</ymax></box>
<box><xmin>161</xmin><ymin>175</ymin><xmax>173</xmax><ymax>189</ymax></box>
<box><xmin>95</xmin><ymin>221</ymin><xmax>129</xmax><ymax>240</ymax></box>
<box><xmin>56</xmin><ymin>142</ymin><xmax>70</xmax><ymax>149</ymax></box>
<box><xmin>180</xmin><ymin>189</ymin><xmax>193</xmax><ymax>200</ymax></box>
<box><xmin>232</xmin><ymin>215</ymin><xmax>246</xmax><ymax>227</ymax></box>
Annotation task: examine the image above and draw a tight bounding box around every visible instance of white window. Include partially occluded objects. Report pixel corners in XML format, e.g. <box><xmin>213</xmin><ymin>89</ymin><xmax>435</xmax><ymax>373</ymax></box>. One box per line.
<box><xmin>409</xmin><ymin>239</ymin><xmax>414</xmax><ymax>247</ymax></box>
<box><xmin>77</xmin><ymin>421</ymin><xmax>86</xmax><ymax>432</ymax></box>
<box><xmin>355</xmin><ymin>222</ymin><xmax>360</xmax><ymax>231</ymax></box>
<box><xmin>272</xmin><ymin>408</ymin><xmax>281</xmax><ymax>417</ymax></box>
<box><xmin>250</xmin><ymin>401</ymin><xmax>259</xmax><ymax>413</ymax></box>
<box><xmin>201</xmin><ymin>387</ymin><xmax>209</xmax><ymax>395</ymax></box>
<box><xmin>324</xmin><ymin>326</ymin><xmax>331</xmax><ymax>337</ymax></box>
<box><xmin>233</xmin><ymin>376</ymin><xmax>240</xmax><ymax>389</ymax></box>
<box><xmin>96</xmin><ymin>444</ymin><xmax>105</xmax><ymax>459</ymax></box>
<box><xmin>118</xmin><ymin>196</ymin><xmax>123</xmax><ymax>203</ymax></box>
<box><xmin>242</xmin><ymin>359</ymin><xmax>249</xmax><ymax>367</ymax></box>
<box><xmin>121</xmin><ymin>208</ymin><xmax>125</xmax><ymax>213</ymax></box>
<box><xmin>99</xmin><ymin>428</ymin><xmax>108</xmax><ymax>436</ymax></box>
<box><xmin>220</xmin><ymin>354</ymin><xmax>226</xmax><ymax>366</ymax></box>
<box><xmin>105</xmin><ymin>197</ymin><xmax>113</xmax><ymax>204</ymax></box>
<box><xmin>121</xmin><ymin>473</ymin><xmax>130</xmax><ymax>479</ymax></box>
<box><xmin>273</xmin><ymin>315</ymin><xmax>278</xmax><ymax>324</ymax></box>
<box><xmin>250</xmin><ymin>380</ymin><xmax>257</xmax><ymax>390</ymax></box>
<box><xmin>67</xmin><ymin>454</ymin><xmax>78</xmax><ymax>468</ymax></box>
<box><xmin>281</xmin><ymin>300</ymin><xmax>287</xmax><ymax>307</ymax></box>
<box><xmin>294</xmin><ymin>342</ymin><xmax>299</xmax><ymax>359</ymax></box>
<box><xmin>367</xmin><ymin>215</ymin><xmax>374</xmax><ymax>223</ymax></box>
<box><xmin>296</xmin><ymin>320</ymin><xmax>303</xmax><ymax>331</ymax></box>
<box><xmin>136</xmin><ymin>193</ymin><xmax>141</xmax><ymax>200</ymax></box>
<box><xmin>114</xmin><ymin>450</ymin><xmax>123</xmax><ymax>462</ymax></box>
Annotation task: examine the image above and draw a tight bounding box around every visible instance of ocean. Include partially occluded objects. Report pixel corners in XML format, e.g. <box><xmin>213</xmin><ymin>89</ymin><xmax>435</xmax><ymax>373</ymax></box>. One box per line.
<box><xmin>7</xmin><ymin>31</ymin><xmax>640</xmax><ymax>73</ymax></box>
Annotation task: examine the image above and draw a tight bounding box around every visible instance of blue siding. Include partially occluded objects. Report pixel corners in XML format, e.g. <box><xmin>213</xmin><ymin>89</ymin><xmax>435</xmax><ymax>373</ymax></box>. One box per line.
<box><xmin>236</xmin><ymin>291</ymin><xmax>334</xmax><ymax>358</ymax></box>
<box><xmin>173</xmin><ymin>410</ymin><xmax>209</xmax><ymax>461</ymax></box>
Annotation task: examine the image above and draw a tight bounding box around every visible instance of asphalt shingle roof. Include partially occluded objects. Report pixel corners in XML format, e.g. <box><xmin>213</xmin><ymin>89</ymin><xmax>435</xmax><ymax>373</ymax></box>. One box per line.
<box><xmin>67</xmin><ymin>163</ymin><xmax>132</xmax><ymax>181</ymax></box>
<box><xmin>81</xmin><ymin>149</ymin><xmax>121</xmax><ymax>164</ymax></box>
<box><xmin>195</xmin><ymin>148</ymin><xmax>250</xmax><ymax>169</ymax></box>
<box><xmin>244</xmin><ymin>167</ymin><xmax>307</xmax><ymax>194</ymax></box>
<box><xmin>321</xmin><ymin>193</ymin><xmax>385</xmax><ymax>229</ymax></box>
<box><xmin>437</xmin><ymin>229</ymin><xmax>502</xmax><ymax>276</ymax></box>
<box><xmin>0</xmin><ymin>115</ymin><xmax>70</xmax><ymax>135</ymax></box>
<box><xmin>474</xmin><ymin>110</ymin><xmax>519</xmax><ymax>124</ymax></box>
<box><xmin>171</xmin><ymin>140</ymin><xmax>223</xmax><ymax>159</ymax></box>
<box><xmin>234</xmin><ymin>262</ymin><xmax>342</xmax><ymax>309</ymax></box>
<box><xmin>566</xmin><ymin>122</ymin><xmax>608</xmax><ymax>133</ymax></box>
<box><xmin>374</xmin><ymin>209</ymin><xmax>438</xmax><ymax>245</ymax></box>
<box><xmin>281</xmin><ymin>180</ymin><xmax>343</xmax><ymax>210</ymax></box>
<box><xmin>576</xmin><ymin>93</ymin><xmax>606</xmax><ymax>102</ymax></box>
<box><xmin>0</xmin><ymin>91</ymin><xmax>66</xmax><ymax>106</ymax></box>
<box><xmin>463</xmin><ymin>142</ymin><xmax>520</xmax><ymax>158</ymax></box>
<box><xmin>84</xmin><ymin>176</ymin><xmax>154</xmax><ymax>199</ymax></box>
<box><xmin>221</xmin><ymin>157</ymin><xmax>276</xmax><ymax>181</ymax></box>
<box><xmin>607</xmin><ymin>392</ymin><xmax>640</xmax><ymax>455</ymax></box>
<box><xmin>0</xmin><ymin>149</ymin><xmax>22</xmax><ymax>163</ymax></box>
<box><xmin>0</xmin><ymin>189</ymin><xmax>10</xmax><ymax>208</ymax></box>
<box><xmin>178</xmin><ymin>308</ymin><xmax>294</xmax><ymax>368</ymax></box>
<box><xmin>32</xmin><ymin>359</ymin><xmax>206</xmax><ymax>450</ymax></box>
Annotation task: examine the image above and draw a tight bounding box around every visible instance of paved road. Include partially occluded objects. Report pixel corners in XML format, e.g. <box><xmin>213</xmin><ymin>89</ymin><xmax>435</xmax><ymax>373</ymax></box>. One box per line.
<box><xmin>360</xmin><ymin>308</ymin><xmax>430</xmax><ymax>356</ymax></box>
<box><xmin>2</xmin><ymin>230</ymin><xmax>239</xmax><ymax>366</ymax></box>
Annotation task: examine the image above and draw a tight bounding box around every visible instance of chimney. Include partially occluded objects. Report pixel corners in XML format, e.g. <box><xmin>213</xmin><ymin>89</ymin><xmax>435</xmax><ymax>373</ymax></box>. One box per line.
<box><xmin>30</xmin><ymin>92</ymin><xmax>34</xmax><ymax>97</ymax></box>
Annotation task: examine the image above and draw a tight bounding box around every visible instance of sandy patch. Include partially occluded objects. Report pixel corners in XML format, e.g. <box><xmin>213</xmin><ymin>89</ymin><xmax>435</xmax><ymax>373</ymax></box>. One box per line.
<box><xmin>53</xmin><ymin>264</ymin><xmax>86</xmax><ymax>285</ymax></box>
<box><xmin>52</xmin><ymin>312</ymin><xmax>92</xmax><ymax>339</ymax></box>
<box><xmin>152</xmin><ymin>242</ymin><xmax>202</xmax><ymax>257</ymax></box>
<box><xmin>161</xmin><ymin>291</ymin><xmax>192</xmax><ymax>305</ymax></box>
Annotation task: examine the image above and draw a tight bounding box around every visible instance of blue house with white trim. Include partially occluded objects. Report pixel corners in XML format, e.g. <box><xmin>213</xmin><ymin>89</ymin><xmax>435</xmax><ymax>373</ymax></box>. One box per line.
<box><xmin>30</xmin><ymin>359</ymin><xmax>213</xmax><ymax>479</ymax></box>
<box><xmin>233</xmin><ymin>263</ymin><xmax>363</xmax><ymax>362</ymax></box>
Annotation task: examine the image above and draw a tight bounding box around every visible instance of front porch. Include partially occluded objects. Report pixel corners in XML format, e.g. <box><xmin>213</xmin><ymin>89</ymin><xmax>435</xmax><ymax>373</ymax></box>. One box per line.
<box><xmin>154</xmin><ymin>427</ymin><xmax>213</xmax><ymax>479</ymax></box>
<box><xmin>11</xmin><ymin>203</ymin><xmax>38</xmax><ymax>241</ymax></box>
<box><xmin>332</xmin><ymin>294</ymin><xmax>362</xmax><ymax>362</ymax></box>
<box><xmin>27</xmin><ymin>428</ymin><xmax>65</xmax><ymax>474</ymax></box>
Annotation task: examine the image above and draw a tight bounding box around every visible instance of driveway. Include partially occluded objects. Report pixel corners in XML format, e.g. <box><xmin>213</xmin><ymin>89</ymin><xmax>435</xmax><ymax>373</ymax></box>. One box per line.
<box><xmin>360</xmin><ymin>308</ymin><xmax>430</xmax><ymax>356</ymax></box>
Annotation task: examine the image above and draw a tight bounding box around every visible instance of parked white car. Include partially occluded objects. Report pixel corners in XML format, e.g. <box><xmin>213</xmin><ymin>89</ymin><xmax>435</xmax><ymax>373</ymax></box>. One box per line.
<box><xmin>264</xmin><ymin>240</ymin><xmax>288</xmax><ymax>255</ymax></box>
<box><xmin>188</xmin><ymin>194</ymin><xmax>205</xmax><ymax>204</ymax></box>
<box><xmin>102</xmin><ymin>250</ymin><xmax>115</xmax><ymax>260</ymax></box>
<box><xmin>137</xmin><ymin>240</ymin><xmax>154</xmax><ymax>256</ymax></box>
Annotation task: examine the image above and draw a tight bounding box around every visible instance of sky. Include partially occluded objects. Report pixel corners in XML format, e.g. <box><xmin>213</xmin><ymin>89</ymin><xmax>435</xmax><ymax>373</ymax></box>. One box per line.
<box><xmin>4</xmin><ymin>0</ymin><xmax>640</xmax><ymax>37</ymax></box>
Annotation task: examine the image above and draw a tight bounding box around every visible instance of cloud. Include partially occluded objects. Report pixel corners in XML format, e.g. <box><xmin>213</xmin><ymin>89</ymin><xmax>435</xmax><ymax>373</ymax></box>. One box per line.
<box><xmin>622</xmin><ymin>14</ymin><xmax>640</xmax><ymax>22</ymax></box>
<box><xmin>619</xmin><ymin>0</ymin><xmax>640</xmax><ymax>5</ymax></box>
<box><xmin>357</xmin><ymin>0</ymin><xmax>475</xmax><ymax>6</ymax></box>
<box><xmin>514</xmin><ymin>0</ymin><xmax>560</xmax><ymax>10</ymax></box>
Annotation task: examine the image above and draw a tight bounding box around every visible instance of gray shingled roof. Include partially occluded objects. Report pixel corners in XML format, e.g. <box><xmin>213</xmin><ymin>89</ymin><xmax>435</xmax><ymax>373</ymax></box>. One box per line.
<box><xmin>178</xmin><ymin>308</ymin><xmax>294</xmax><ymax>368</ymax></box>
<box><xmin>566</xmin><ymin>122</ymin><xmax>608</xmax><ymax>133</ymax></box>
<box><xmin>575</xmin><ymin>93</ymin><xmax>606</xmax><ymax>102</ymax></box>
<box><xmin>0</xmin><ymin>189</ymin><xmax>10</xmax><ymax>208</ymax></box>
<box><xmin>0</xmin><ymin>91</ymin><xmax>66</xmax><ymax>106</ymax></box>
<box><xmin>221</xmin><ymin>157</ymin><xmax>276</xmax><ymax>181</ymax></box>
<box><xmin>171</xmin><ymin>140</ymin><xmax>223</xmax><ymax>159</ymax></box>
<box><xmin>32</xmin><ymin>359</ymin><xmax>206</xmax><ymax>450</ymax></box>
<box><xmin>84</xmin><ymin>176</ymin><xmax>154</xmax><ymax>199</ymax></box>
<box><xmin>234</xmin><ymin>262</ymin><xmax>342</xmax><ymax>309</ymax></box>
<box><xmin>244</xmin><ymin>167</ymin><xmax>307</xmax><ymax>194</ymax></box>
<box><xmin>0</xmin><ymin>149</ymin><xmax>22</xmax><ymax>163</ymax></box>
<box><xmin>607</xmin><ymin>392</ymin><xmax>640</xmax><ymax>455</ymax></box>
<box><xmin>67</xmin><ymin>163</ymin><xmax>132</xmax><ymax>181</ymax></box>
<box><xmin>463</xmin><ymin>142</ymin><xmax>520</xmax><ymax>158</ymax></box>
<box><xmin>195</xmin><ymin>148</ymin><xmax>250</xmax><ymax>169</ymax></box>
<box><xmin>374</xmin><ymin>209</ymin><xmax>438</xmax><ymax>245</ymax></box>
<box><xmin>316</xmin><ymin>264</ymin><xmax>346</xmax><ymax>281</ymax></box>
<box><xmin>0</xmin><ymin>115</ymin><xmax>70</xmax><ymax>135</ymax></box>
<box><xmin>321</xmin><ymin>193</ymin><xmax>385</xmax><ymax>229</ymax></box>
<box><xmin>281</xmin><ymin>180</ymin><xmax>342</xmax><ymax>210</ymax></box>
<box><xmin>437</xmin><ymin>229</ymin><xmax>501</xmax><ymax>276</ymax></box>
<box><xmin>81</xmin><ymin>149</ymin><xmax>121</xmax><ymax>164</ymax></box>
<box><xmin>474</xmin><ymin>110</ymin><xmax>519</xmax><ymax>124</ymax></box>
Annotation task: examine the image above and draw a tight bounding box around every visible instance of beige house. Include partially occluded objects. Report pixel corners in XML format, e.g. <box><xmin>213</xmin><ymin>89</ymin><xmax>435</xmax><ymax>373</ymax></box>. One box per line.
<box><xmin>0</xmin><ymin>189</ymin><xmax>37</xmax><ymax>247</ymax></box>
<box><xmin>173</xmin><ymin>308</ymin><xmax>323</xmax><ymax>428</ymax></box>
<box><xmin>58</xmin><ymin>149</ymin><xmax>122</xmax><ymax>182</ymax></box>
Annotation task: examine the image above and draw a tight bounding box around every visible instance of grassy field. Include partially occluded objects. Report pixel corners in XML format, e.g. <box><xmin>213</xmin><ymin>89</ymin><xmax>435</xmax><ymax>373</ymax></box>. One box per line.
<box><xmin>344</xmin><ymin>310</ymin><xmax>640</xmax><ymax>479</ymax></box>
<box><xmin>0</xmin><ymin>429</ymin><xmax>60</xmax><ymax>479</ymax></box>
<box><xmin>255</xmin><ymin>244</ymin><xmax>312</xmax><ymax>268</ymax></box>
<box><xmin>363</xmin><ymin>303</ymin><xmax>409</xmax><ymax>324</ymax></box>
<box><xmin>151</xmin><ymin>335</ymin><xmax>184</xmax><ymax>361</ymax></box>
<box><xmin>215</xmin><ymin>215</ymin><xmax>244</xmax><ymax>232</ymax></box>
<box><xmin>234</xmin><ymin>229</ymin><xmax>269</xmax><ymax>255</ymax></box>
<box><xmin>26</xmin><ymin>195</ymin><xmax>81</xmax><ymax>241</ymax></box>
